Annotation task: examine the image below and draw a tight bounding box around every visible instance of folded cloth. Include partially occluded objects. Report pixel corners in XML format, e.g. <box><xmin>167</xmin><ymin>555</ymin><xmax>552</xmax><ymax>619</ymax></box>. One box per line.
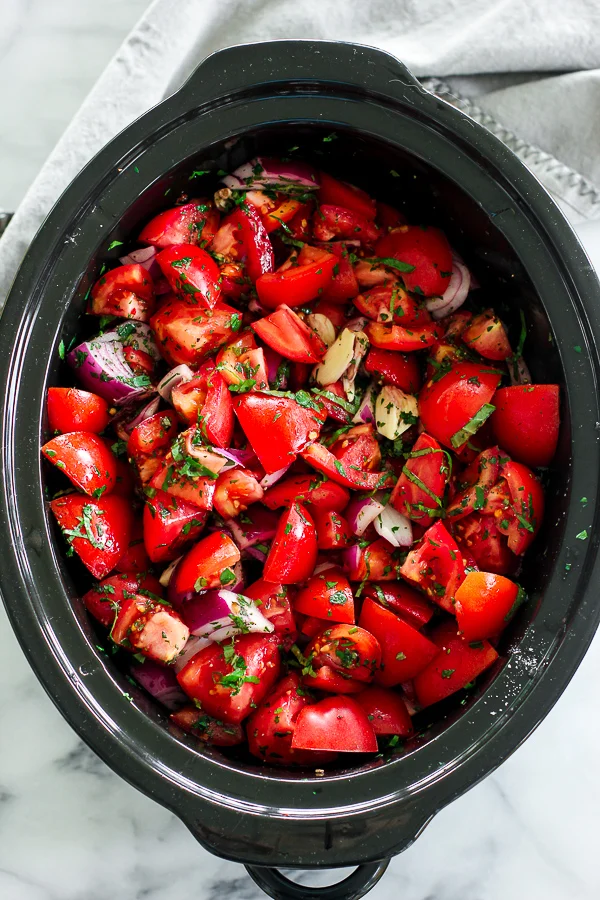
<box><xmin>2</xmin><ymin>0</ymin><xmax>600</xmax><ymax>308</ymax></box>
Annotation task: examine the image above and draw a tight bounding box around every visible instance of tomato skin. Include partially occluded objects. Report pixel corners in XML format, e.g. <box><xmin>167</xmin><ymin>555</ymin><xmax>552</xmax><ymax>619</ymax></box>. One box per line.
<box><xmin>307</xmin><ymin>624</ymin><xmax>381</xmax><ymax>683</ymax></box>
<box><xmin>454</xmin><ymin>571</ymin><xmax>521</xmax><ymax>641</ymax></box>
<box><xmin>149</xmin><ymin>457</ymin><xmax>217</xmax><ymax>512</ymax></box>
<box><xmin>244</xmin><ymin>579</ymin><xmax>297</xmax><ymax>644</ymax></box>
<box><xmin>452</xmin><ymin>513</ymin><xmax>515</xmax><ymax>575</ymax></box>
<box><xmin>319</xmin><ymin>242</ymin><xmax>360</xmax><ymax>302</ymax></box>
<box><xmin>390</xmin><ymin>433</ymin><xmax>448</xmax><ymax>527</ymax></box>
<box><xmin>446</xmin><ymin>446</ymin><xmax>501</xmax><ymax>521</ymax></box>
<box><xmin>345</xmin><ymin>538</ymin><xmax>400</xmax><ymax>582</ymax></box>
<box><xmin>354</xmin><ymin>284</ymin><xmax>429</xmax><ymax>326</ymax></box>
<box><xmin>263</xmin><ymin>502</ymin><xmax>317</xmax><ymax>585</ymax></box>
<box><xmin>252</xmin><ymin>304</ymin><xmax>327</xmax><ymax>363</ymax></box>
<box><xmin>375</xmin><ymin>226</ymin><xmax>453</xmax><ymax>296</ymax></box>
<box><xmin>399</xmin><ymin>521</ymin><xmax>466</xmax><ymax>613</ymax></box>
<box><xmin>221</xmin><ymin>203</ymin><xmax>275</xmax><ymax>283</ymax></box>
<box><xmin>47</xmin><ymin>388</ymin><xmax>110</xmax><ymax>435</ymax></box>
<box><xmin>364</xmin><ymin>347</ymin><xmax>421</xmax><ymax>393</ymax></box>
<box><xmin>171</xmin><ymin>362</ymin><xmax>234</xmax><ymax>448</ymax></box>
<box><xmin>90</xmin><ymin>264</ymin><xmax>155</xmax><ymax>322</ymax></box>
<box><xmin>213</xmin><ymin>468</ymin><xmax>264</xmax><ymax>519</ymax></box>
<box><xmin>413</xmin><ymin>621</ymin><xmax>498</xmax><ymax>708</ymax></box>
<box><xmin>139</xmin><ymin>200</ymin><xmax>219</xmax><ymax>248</ymax></box>
<box><xmin>376</xmin><ymin>202</ymin><xmax>406</xmax><ymax>231</ymax></box>
<box><xmin>150</xmin><ymin>299</ymin><xmax>238</xmax><ymax>367</ymax></box>
<box><xmin>362</xmin><ymin>582</ymin><xmax>434</xmax><ymax>630</ymax></box>
<box><xmin>318</xmin><ymin>172</ymin><xmax>377</xmax><ymax>220</ymax></box>
<box><xmin>302</xmin><ymin>665</ymin><xmax>364</xmax><ymax>694</ymax></box>
<box><xmin>111</xmin><ymin>595</ymin><xmax>190</xmax><ymax>663</ymax></box>
<box><xmin>301</xmin><ymin>441</ymin><xmax>394</xmax><ymax>492</ymax></box>
<box><xmin>42</xmin><ymin>432</ymin><xmax>117</xmax><ymax>497</ymax></box>
<box><xmin>115</xmin><ymin>518</ymin><xmax>150</xmax><ymax>573</ymax></box>
<box><xmin>170</xmin><ymin>707</ymin><xmax>244</xmax><ymax>746</ymax></box>
<box><xmin>355</xmin><ymin>686</ymin><xmax>413</xmax><ymax>737</ymax></box>
<box><xmin>292</xmin><ymin>696</ymin><xmax>377</xmax><ymax>753</ymax></box>
<box><xmin>143</xmin><ymin>488</ymin><xmax>207</xmax><ymax>564</ymax></box>
<box><xmin>157</xmin><ymin>243</ymin><xmax>221</xmax><ymax>308</ymax></box>
<box><xmin>234</xmin><ymin>392</ymin><xmax>324</xmax><ymax>474</ymax></box>
<box><xmin>313</xmin><ymin>205</ymin><xmax>380</xmax><ymax>247</ymax></box>
<box><xmin>365</xmin><ymin>320</ymin><xmax>443</xmax><ymax>352</ymax></box>
<box><xmin>462</xmin><ymin>310</ymin><xmax>511</xmax><ymax>361</ymax></box>
<box><xmin>491</xmin><ymin>385</ymin><xmax>560</xmax><ymax>467</ymax></box>
<box><xmin>358</xmin><ymin>597</ymin><xmax>438</xmax><ymax>686</ymax></box>
<box><xmin>500</xmin><ymin>461</ymin><xmax>545</xmax><ymax>555</ymax></box>
<box><xmin>312</xmin><ymin>508</ymin><xmax>352</xmax><ymax>549</ymax></box>
<box><xmin>50</xmin><ymin>493</ymin><xmax>133</xmax><ymax>579</ymax></box>
<box><xmin>262</xmin><ymin>474</ymin><xmax>349</xmax><ymax>512</ymax></box>
<box><xmin>294</xmin><ymin>567</ymin><xmax>355</xmax><ymax>624</ymax></box>
<box><xmin>418</xmin><ymin>362</ymin><xmax>501</xmax><ymax>450</ymax></box>
<box><xmin>256</xmin><ymin>245</ymin><xmax>337</xmax><ymax>309</ymax></box>
<box><xmin>311</xmin><ymin>296</ymin><xmax>349</xmax><ymax>329</ymax></box>
<box><xmin>127</xmin><ymin>412</ymin><xmax>178</xmax><ymax>462</ymax></box>
<box><xmin>176</xmin><ymin>634</ymin><xmax>281</xmax><ymax>724</ymax></box>
<box><xmin>82</xmin><ymin>571</ymin><xmax>163</xmax><ymax>627</ymax></box>
<box><xmin>170</xmin><ymin>530</ymin><xmax>240</xmax><ymax>601</ymax></box>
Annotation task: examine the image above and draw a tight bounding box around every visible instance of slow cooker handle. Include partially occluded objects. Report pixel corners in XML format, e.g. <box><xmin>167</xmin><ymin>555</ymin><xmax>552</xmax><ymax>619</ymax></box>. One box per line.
<box><xmin>175</xmin><ymin>40</ymin><xmax>423</xmax><ymax>106</ymax></box>
<box><xmin>244</xmin><ymin>860</ymin><xmax>390</xmax><ymax>900</ymax></box>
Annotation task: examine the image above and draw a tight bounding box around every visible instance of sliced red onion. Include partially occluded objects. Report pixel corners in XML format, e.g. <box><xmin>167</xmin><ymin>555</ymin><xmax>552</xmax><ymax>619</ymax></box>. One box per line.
<box><xmin>259</xmin><ymin>463</ymin><xmax>292</xmax><ymax>490</ymax></box>
<box><xmin>509</xmin><ymin>356</ymin><xmax>532</xmax><ymax>386</ymax></box>
<box><xmin>346</xmin><ymin>494</ymin><xmax>386</xmax><ymax>536</ymax></box>
<box><xmin>119</xmin><ymin>246</ymin><xmax>161</xmax><ymax>280</ymax></box>
<box><xmin>352</xmin><ymin>382</ymin><xmax>377</xmax><ymax>425</ymax></box>
<box><xmin>112</xmin><ymin>395</ymin><xmax>161</xmax><ymax>441</ymax></box>
<box><xmin>183</xmin><ymin>433</ymin><xmax>229</xmax><ymax>476</ymax></box>
<box><xmin>245</xmin><ymin>545</ymin><xmax>268</xmax><ymax>563</ymax></box>
<box><xmin>342</xmin><ymin>544</ymin><xmax>362</xmax><ymax>576</ymax></box>
<box><xmin>313</xmin><ymin>560</ymin><xmax>336</xmax><ymax>576</ymax></box>
<box><xmin>160</xmin><ymin>556</ymin><xmax>183</xmax><ymax>588</ymax></box>
<box><xmin>217</xmin><ymin>447</ymin><xmax>258</xmax><ymax>469</ymax></box>
<box><xmin>222</xmin><ymin>158</ymin><xmax>319</xmax><ymax>192</ymax></box>
<box><xmin>182</xmin><ymin>590</ymin><xmax>273</xmax><ymax>643</ymax></box>
<box><xmin>346</xmin><ymin>316</ymin><xmax>369</xmax><ymax>333</ymax></box>
<box><xmin>154</xmin><ymin>277</ymin><xmax>171</xmax><ymax>295</ymax></box>
<box><xmin>426</xmin><ymin>260</ymin><xmax>471</xmax><ymax>320</ymax></box>
<box><xmin>263</xmin><ymin>346</ymin><xmax>289</xmax><ymax>389</ymax></box>
<box><xmin>373</xmin><ymin>506</ymin><xmax>413</xmax><ymax>547</ymax></box>
<box><xmin>68</xmin><ymin>324</ymin><xmax>158</xmax><ymax>404</ymax></box>
<box><xmin>158</xmin><ymin>364</ymin><xmax>194</xmax><ymax>402</ymax></box>
<box><xmin>130</xmin><ymin>658</ymin><xmax>187</xmax><ymax>710</ymax></box>
<box><xmin>172</xmin><ymin>635</ymin><xmax>212</xmax><ymax>673</ymax></box>
<box><xmin>248</xmin><ymin>296</ymin><xmax>270</xmax><ymax>317</ymax></box>
<box><xmin>226</xmin><ymin>505</ymin><xmax>279</xmax><ymax>550</ymax></box>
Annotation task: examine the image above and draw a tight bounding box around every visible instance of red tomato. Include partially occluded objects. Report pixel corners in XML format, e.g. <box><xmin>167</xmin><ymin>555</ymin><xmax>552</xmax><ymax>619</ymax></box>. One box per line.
<box><xmin>143</xmin><ymin>488</ymin><xmax>207</xmax><ymax>564</ymax></box>
<box><xmin>499</xmin><ymin>460</ymin><xmax>545</xmax><ymax>555</ymax></box>
<box><xmin>376</xmin><ymin>202</ymin><xmax>406</xmax><ymax>231</ymax></box>
<box><xmin>313</xmin><ymin>380</ymin><xmax>354</xmax><ymax>424</ymax></box>
<box><xmin>353</xmin><ymin>258</ymin><xmax>399</xmax><ymax>290</ymax></box>
<box><xmin>390</xmin><ymin>433</ymin><xmax>448</xmax><ymax>527</ymax></box>
<box><xmin>176</xmin><ymin>634</ymin><xmax>281</xmax><ymax>724</ymax></box>
<box><xmin>47</xmin><ymin>387</ymin><xmax>110</xmax><ymax>435</ymax></box>
<box><xmin>111</xmin><ymin>595</ymin><xmax>189</xmax><ymax>663</ymax></box>
<box><xmin>318</xmin><ymin>172</ymin><xmax>376</xmax><ymax>220</ymax></box>
<box><xmin>446</xmin><ymin>447</ymin><xmax>501</xmax><ymax>521</ymax></box>
<box><xmin>256</xmin><ymin>245</ymin><xmax>337</xmax><ymax>309</ymax></box>
<box><xmin>214</xmin><ymin>203</ymin><xmax>274</xmax><ymax>283</ymax></box>
<box><xmin>82</xmin><ymin>571</ymin><xmax>163</xmax><ymax>627</ymax></box>
<box><xmin>399</xmin><ymin>521</ymin><xmax>466</xmax><ymax>613</ymax></box>
<box><xmin>234</xmin><ymin>392</ymin><xmax>324</xmax><ymax>474</ymax></box>
<box><xmin>170</xmin><ymin>531</ymin><xmax>240</xmax><ymax>600</ymax></box>
<box><xmin>89</xmin><ymin>264</ymin><xmax>155</xmax><ymax>322</ymax></box>
<box><xmin>113</xmin><ymin>457</ymin><xmax>136</xmax><ymax>497</ymax></box>
<box><xmin>50</xmin><ymin>493</ymin><xmax>133</xmax><ymax>579</ymax></box>
<box><xmin>294</xmin><ymin>567</ymin><xmax>355</xmax><ymax>624</ymax></box>
<box><xmin>491</xmin><ymin>385</ymin><xmax>560</xmax><ymax>467</ymax></box>
<box><xmin>358</xmin><ymin>597</ymin><xmax>438</xmax><ymax>686</ymax></box>
<box><xmin>291</xmin><ymin>696</ymin><xmax>377</xmax><ymax>753</ymax></box>
<box><xmin>219</xmin><ymin>262</ymin><xmax>250</xmax><ymax>300</ymax></box>
<box><xmin>413</xmin><ymin>621</ymin><xmax>498</xmax><ymax>708</ymax></box>
<box><xmin>262</xmin><ymin>473</ymin><xmax>350</xmax><ymax>512</ymax></box>
<box><xmin>251</xmin><ymin>304</ymin><xmax>327</xmax><ymax>363</ymax></box>
<box><xmin>115</xmin><ymin>518</ymin><xmax>150</xmax><ymax>573</ymax></box>
<box><xmin>452</xmin><ymin>513</ymin><xmax>515</xmax><ymax>575</ymax></box>
<box><xmin>213</xmin><ymin>468</ymin><xmax>264</xmax><ymax>519</ymax></box>
<box><xmin>306</xmin><ymin>624</ymin><xmax>381</xmax><ymax>683</ymax></box>
<box><xmin>345</xmin><ymin>538</ymin><xmax>400</xmax><ymax>582</ymax></box>
<box><xmin>149</xmin><ymin>455</ymin><xmax>217</xmax><ymax>511</ymax></box>
<box><xmin>244</xmin><ymin>579</ymin><xmax>297</xmax><ymax>644</ymax></box>
<box><xmin>364</xmin><ymin>347</ymin><xmax>421</xmax><ymax>393</ymax></box>
<box><xmin>311</xmin><ymin>296</ymin><xmax>350</xmax><ymax>329</ymax></box>
<box><xmin>312</xmin><ymin>508</ymin><xmax>352</xmax><ymax>550</ymax></box>
<box><xmin>418</xmin><ymin>361</ymin><xmax>501</xmax><ymax>450</ymax></box>
<box><xmin>169</xmin><ymin>707</ymin><xmax>244</xmax><ymax>746</ymax></box>
<box><xmin>365</xmin><ymin>320</ymin><xmax>443</xmax><ymax>352</ymax></box>
<box><xmin>150</xmin><ymin>300</ymin><xmax>238</xmax><ymax>366</ymax></box>
<box><xmin>262</xmin><ymin>196</ymin><xmax>304</xmax><ymax>233</ymax></box>
<box><xmin>454</xmin><ymin>571</ymin><xmax>522</xmax><ymax>641</ymax></box>
<box><xmin>355</xmin><ymin>686</ymin><xmax>413</xmax><ymax>737</ymax></box>
<box><xmin>263</xmin><ymin>502</ymin><xmax>317</xmax><ymax>584</ymax></box>
<box><xmin>302</xmin><ymin>665</ymin><xmax>364</xmax><ymax>694</ymax></box>
<box><xmin>301</xmin><ymin>441</ymin><xmax>394</xmax><ymax>492</ymax></box>
<box><xmin>42</xmin><ymin>432</ymin><xmax>117</xmax><ymax>497</ymax></box>
<box><xmin>215</xmin><ymin>331</ymin><xmax>257</xmax><ymax>384</ymax></box>
<box><xmin>354</xmin><ymin>284</ymin><xmax>429</xmax><ymax>326</ymax></box>
<box><xmin>172</xmin><ymin>363</ymin><xmax>234</xmax><ymax>447</ymax></box>
<box><xmin>127</xmin><ymin>411</ymin><xmax>178</xmax><ymax>462</ymax></box>
<box><xmin>319</xmin><ymin>242</ymin><xmax>360</xmax><ymax>302</ymax></box>
<box><xmin>361</xmin><ymin>582</ymin><xmax>434</xmax><ymax>630</ymax></box>
<box><xmin>157</xmin><ymin>243</ymin><xmax>221</xmax><ymax>308</ymax></box>
<box><xmin>139</xmin><ymin>200</ymin><xmax>219</xmax><ymax>248</ymax></box>
<box><xmin>375</xmin><ymin>226</ymin><xmax>453</xmax><ymax>296</ymax></box>
<box><xmin>462</xmin><ymin>310</ymin><xmax>512</xmax><ymax>360</ymax></box>
<box><xmin>313</xmin><ymin>205</ymin><xmax>380</xmax><ymax>247</ymax></box>
<box><xmin>329</xmin><ymin>425</ymin><xmax>381</xmax><ymax>473</ymax></box>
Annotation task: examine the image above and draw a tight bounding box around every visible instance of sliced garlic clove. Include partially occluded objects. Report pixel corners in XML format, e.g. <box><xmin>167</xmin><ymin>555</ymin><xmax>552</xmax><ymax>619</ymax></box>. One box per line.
<box><xmin>375</xmin><ymin>385</ymin><xmax>419</xmax><ymax>440</ymax></box>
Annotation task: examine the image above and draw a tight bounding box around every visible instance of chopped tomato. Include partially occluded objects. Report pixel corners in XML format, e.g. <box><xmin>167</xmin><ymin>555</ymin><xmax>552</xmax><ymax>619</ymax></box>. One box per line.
<box><xmin>302</xmin><ymin>663</ymin><xmax>365</xmax><ymax>694</ymax></box>
<box><xmin>364</xmin><ymin>347</ymin><xmax>421</xmax><ymax>393</ymax></box>
<box><xmin>256</xmin><ymin>245</ymin><xmax>337</xmax><ymax>309</ymax></box>
<box><xmin>312</xmin><ymin>507</ymin><xmax>352</xmax><ymax>549</ymax></box>
<box><xmin>446</xmin><ymin>447</ymin><xmax>501</xmax><ymax>521</ymax></box>
<box><xmin>262</xmin><ymin>473</ymin><xmax>350</xmax><ymax>512</ymax></box>
<box><xmin>82</xmin><ymin>571</ymin><xmax>163</xmax><ymax>628</ymax></box>
<box><xmin>319</xmin><ymin>242</ymin><xmax>360</xmax><ymax>302</ymax></box>
<box><xmin>252</xmin><ymin>304</ymin><xmax>327</xmax><ymax>363</ymax></box>
<box><xmin>213</xmin><ymin>468</ymin><xmax>264</xmax><ymax>519</ymax></box>
<box><xmin>365</xmin><ymin>320</ymin><xmax>443</xmax><ymax>352</ymax></box>
<box><xmin>139</xmin><ymin>199</ymin><xmax>219</xmax><ymax>248</ymax></box>
<box><xmin>362</xmin><ymin>582</ymin><xmax>434</xmax><ymax>630</ymax></box>
<box><xmin>169</xmin><ymin>530</ymin><xmax>240</xmax><ymax>601</ymax></box>
<box><xmin>354</xmin><ymin>283</ymin><xmax>429</xmax><ymax>326</ymax></box>
<box><xmin>355</xmin><ymin>686</ymin><xmax>413</xmax><ymax>737</ymax></box>
<box><xmin>170</xmin><ymin>707</ymin><xmax>244</xmax><ymax>746</ymax></box>
<box><xmin>149</xmin><ymin>454</ymin><xmax>217</xmax><ymax>511</ymax></box>
<box><xmin>47</xmin><ymin>387</ymin><xmax>110</xmax><ymax>435</ymax></box>
<box><xmin>376</xmin><ymin>202</ymin><xmax>406</xmax><ymax>231</ymax></box>
<box><xmin>127</xmin><ymin>411</ymin><xmax>178</xmax><ymax>462</ymax></box>
<box><xmin>244</xmin><ymin>579</ymin><xmax>297</xmax><ymax>644</ymax></box>
<box><xmin>115</xmin><ymin>518</ymin><xmax>150</xmax><ymax>573</ymax></box>
<box><xmin>294</xmin><ymin>567</ymin><xmax>355</xmax><ymax>624</ymax></box>
<box><xmin>50</xmin><ymin>493</ymin><xmax>133</xmax><ymax>579</ymax></box>
<box><xmin>491</xmin><ymin>384</ymin><xmax>560</xmax><ymax>467</ymax></box>
<box><xmin>413</xmin><ymin>621</ymin><xmax>498</xmax><ymax>708</ymax></box>
<box><xmin>454</xmin><ymin>571</ymin><xmax>522</xmax><ymax>641</ymax></box>
<box><xmin>390</xmin><ymin>433</ymin><xmax>448</xmax><ymax>527</ymax></box>
<box><xmin>311</xmin><ymin>296</ymin><xmax>350</xmax><ymax>329</ymax></box>
<box><xmin>318</xmin><ymin>172</ymin><xmax>377</xmax><ymax>219</ymax></box>
<box><xmin>171</xmin><ymin>361</ymin><xmax>234</xmax><ymax>447</ymax></box>
<box><xmin>262</xmin><ymin>196</ymin><xmax>304</xmax><ymax>233</ymax></box>
<box><xmin>400</xmin><ymin>521</ymin><xmax>466</xmax><ymax>613</ymax></box>
<box><xmin>306</xmin><ymin>624</ymin><xmax>381</xmax><ymax>683</ymax></box>
<box><xmin>42</xmin><ymin>432</ymin><xmax>117</xmax><ymax>497</ymax></box>
<box><xmin>358</xmin><ymin>597</ymin><xmax>438</xmax><ymax>686</ymax></box>
<box><xmin>462</xmin><ymin>310</ymin><xmax>511</xmax><ymax>360</ymax></box>
<box><xmin>375</xmin><ymin>226</ymin><xmax>453</xmax><ymax>296</ymax></box>
<box><xmin>157</xmin><ymin>243</ymin><xmax>221</xmax><ymax>308</ymax></box>
<box><xmin>263</xmin><ymin>502</ymin><xmax>317</xmax><ymax>584</ymax></box>
<box><xmin>345</xmin><ymin>538</ymin><xmax>401</xmax><ymax>582</ymax></box>
<box><xmin>213</xmin><ymin>203</ymin><xmax>274</xmax><ymax>283</ymax></box>
<box><xmin>498</xmin><ymin>460</ymin><xmax>545</xmax><ymax>555</ymax></box>
<box><xmin>452</xmin><ymin>513</ymin><xmax>515</xmax><ymax>576</ymax></box>
<box><xmin>301</xmin><ymin>441</ymin><xmax>394</xmax><ymax>492</ymax></box>
<box><xmin>143</xmin><ymin>488</ymin><xmax>207</xmax><ymax>564</ymax></box>
<box><xmin>111</xmin><ymin>594</ymin><xmax>189</xmax><ymax>663</ymax></box>
<box><xmin>313</xmin><ymin>205</ymin><xmax>380</xmax><ymax>247</ymax></box>
<box><xmin>150</xmin><ymin>299</ymin><xmax>239</xmax><ymax>367</ymax></box>
<box><xmin>89</xmin><ymin>264</ymin><xmax>155</xmax><ymax>322</ymax></box>
<box><xmin>291</xmin><ymin>696</ymin><xmax>377</xmax><ymax>753</ymax></box>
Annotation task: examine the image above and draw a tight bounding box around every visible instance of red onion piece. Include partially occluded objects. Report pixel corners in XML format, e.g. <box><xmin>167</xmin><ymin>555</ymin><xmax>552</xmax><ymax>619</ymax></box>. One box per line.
<box><xmin>159</xmin><ymin>556</ymin><xmax>182</xmax><ymax>587</ymax></box>
<box><xmin>509</xmin><ymin>356</ymin><xmax>532</xmax><ymax>386</ymax></box>
<box><xmin>346</xmin><ymin>494</ymin><xmax>386</xmax><ymax>536</ymax></box>
<box><xmin>248</xmin><ymin>296</ymin><xmax>270</xmax><ymax>317</ymax></box>
<box><xmin>68</xmin><ymin>324</ymin><xmax>158</xmax><ymax>404</ymax></box>
<box><xmin>171</xmin><ymin>635</ymin><xmax>212</xmax><ymax>673</ymax></box>
<box><xmin>130</xmin><ymin>658</ymin><xmax>187</xmax><ymax>710</ymax></box>
<box><xmin>120</xmin><ymin>246</ymin><xmax>161</xmax><ymax>280</ymax></box>
<box><xmin>222</xmin><ymin>157</ymin><xmax>320</xmax><ymax>192</ymax></box>
<box><xmin>313</xmin><ymin>560</ymin><xmax>336</xmax><ymax>576</ymax></box>
<box><xmin>245</xmin><ymin>545</ymin><xmax>268</xmax><ymax>563</ymax></box>
<box><xmin>259</xmin><ymin>463</ymin><xmax>292</xmax><ymax>490</ymax></box>
<box><xmin>373</xmin><ymin>506</ymin><xmax>413</xmax><ymax>547</ymax></box>
<box><xmin>352</xmin><ymin>382</ymin><xmax>377</xmax><ymax>425</ymax></box>
<box><xmin>263</xmin><ymin>346</ymin><xmax>288</xmax><ymax>389</ymax></box>
<box><xmin>217</xmin><ymin>447</ymin><xmax>258</xmax><ymax>469</ymax></box>
<box><xmin>157</xmin><ymin>364</ymin><xmax>194</xmax><ymax>402</ymax></box>
<box><xmin>342</xmin><ymin>544</ymin><xmax>362</xmax><ymax>576</ymax></box>
<box><xmin>347</xmin><ymin>316</ymin><xmax>369</xmax><ymax>333</ymax></box>
<box><xmin>426</xmin><ymin>260</ymin><xmax>471</xmax><ymax>320</ymax></box>
<box><xmin>181</xmin><ymin>590</ymin><xmax>273</xmax><ymax>643</ymax></box>
<box><xmin>111</xmin><ymin>395</ymin><xmax>160</xmax><ymax>441</ymax></box>
<box><xmin>226</xmin><ymin>505</ymin><xmax>279</xmax><ymax>550</ymax></box>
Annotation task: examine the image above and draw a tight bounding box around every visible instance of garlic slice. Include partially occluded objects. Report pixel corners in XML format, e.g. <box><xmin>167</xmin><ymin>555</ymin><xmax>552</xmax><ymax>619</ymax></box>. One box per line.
<box><xmin>306</xmin><ymin>313</ymin><xmax>336</xmax><ymax>347</ymax></box>
<box><xmin>375</xmin><ymin>385</ymin><xmax>419</xmax><ymax>440</ymax></box>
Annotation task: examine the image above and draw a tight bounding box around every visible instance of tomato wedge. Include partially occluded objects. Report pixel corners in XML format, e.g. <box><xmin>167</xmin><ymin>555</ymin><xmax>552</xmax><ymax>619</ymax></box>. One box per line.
<box><xmin>111</xmin><ymin>595</ymin><xmax>189</xmax><ymax>663</ymax></box>
<box><xmin>157</xmin><ymin>243</ymin><xmax>221</xmax><ymax>308</ymax></box>
<box><xmin>374</xmin><ymin>226</ymin><xmax>453</xmax><ymax>296</ymax></box>
<box><xmin>313</xmin><ymin>205</ymin><xmax>380</xmax><ymax>247</ymax></box>
<box><xmin>213</xmin><ymin>468</ymin><xmax>264</xmax><ymax>519</ymax></box>
<box><xmin>301</xmin><ymin>441</ymin><xmax>394</xmax><ymax>492</ymax></box>
<box><xmin>252</xmin><ymin>304</ymin><xmax>327</xmax><ymax>363</ymax></box>
<box><xmin>312</xmin><ymin>508</ymin><xmax>352</xmax><ymax>549</ymax></box>
<box><xmin>400</xmin><ymin>521</ymin><xmax>466</xmax><ymax>613</ymax></box>
<box><xmin>244</xmin><ymin>578</ymin><xmax>297</xmax><ymax>644</ymax></box>
<box><xmin>491</xmin><ymin>384</ymin><xmax>560</xmax><ymax>467</ymax></box>
<box><xmin>319</xmin><ymin>242</ymin><xmax>359</xmax><ymax>302</ymax></box>
<box><xmin>262</xmin><ymin>473</ymin><xmax>350</xmax><ymax>512</ymax></box>
<box><xmin>294</xmin><ymin>567</ymin><xmax>355</xmax><ymax>624</ymax></box>
<box><xmin>127</xmin><ymin>411</ymin><xmax>178</xmax><ymax>462</ymax></box>
<box><xmin>263</xmin><ymin>502</ymin><xmax>317</xmax><ymax>584</ymax></box>
<box><xmin>354</xmin><ymin>283</ymin><xmax>429</xmax><ymax>326</ymax></box>
<box><xmin>306</xmin><ymin>624</ymin><xmax>381</xmax><ymax>683</ymax></box>
<box><xmin>82</xmin><ymin>571</ymin><xmax>163</xmax><ymax>627</ymax></box>
<box><xmin>497</xmin><ymin>460</ymin><xmax>545</xmax><ymax>555</ymax></box>
<box><xmin>364</xmin><ymin>347</ymin><xmax>421</xmax><ymax>393</ymax></box>
<box><xmin>413</xmin><ymin>621</ymin><xmax>498</xmax><ymax>708</ymax></box>
<box><xmin>139</xmin><ymin>199</ymin><xmax>219</xmax><ymax>248</ymax></box>
<box><xmin>143</xmin><ymin>488</ymin><xmax>207</xmax><ymax>563</ymax></box>
<box><xmin>291</xmin><ymin>696</ymin><xmax>377</xmax><ymax>753</ymax></box>
<box><xmin>318</xmin><ymin>172</ymin><xmax>377</xmax><ymax>219</ymax></box>
<box><xmin>256</xmin><ymin>245</ymin><xmax>337</xmax><ymax>309</ymax></box>
<box><xmin>358</xmin><ymin>597</ymin><xmax>438</xmax><ymax>685</ymax></box>
<box><xmin>365</xmin><ymin>320</ymin><xmax>443</xmax><ymax>352</ymax></box>
<box><xmin>344</xmin><ymin>538</ymin><xmax>401</xmax><ymax>582</ymax></box>
<box><xmin>89</xmin><ymin>264</ymin><xmax>155</xmax><ymax>322</ymax></box>
<box><xmin>47</xmin><ymin>387</ymin><xmax>110</xmax><ymax>435</ymax></box>
<box><xmin>150</xmin><ymin>299</ymin><xmax>239</xmax><ymax>366</ymax></box>
<box><xmin>446</xmin><ymin>447</ymin><xmax>501</xmax><ymax>521</ymax></box>
<box><xmin>170</xmin><ymin>707</ymin><xmax>244</xmax><ymax>746</ymax></box>
<box><xmin>42</xmin><ymin>432</ymin><xmax>117</xmax><ymax>498</ymax></box>
<box><xmin>50</xmin><ymin>493</ymin><xmax>133</xmax><ymax>579</ymax></box>
<box><xmin>462</xmin><ymin>310</ymin><xmax>511</xmax><ymax>361</ymax></box>
<box><xmin>391</xmin><ymin>433</ymin><xmax>448</xmax><ymax>527</ymax></box>
<box><xmin>171</xmin><ymin>361</ymin><xmax>234</xmax><ymax>447</ymax></box>
<box><xmin>214</xmin><ymin>203</ymin><xmax>274</xmax><ymax>283</ymax></box>
<box><xmin>355</xmin><ymin>686</ymin><xmax>414</xmax><ymax>737</ymax></box>
<box><xmin>454</xmin><ymin>571</ymin><xmax>522</xmax><ymax>641</ymax></box>
<box><xmin>169</xmin><ymin>530</ymin><xmax>240</xmax><ymax>602</ymax></box>
<box><xmin>362</xmin><ymin>582</ymin><xmax>434</xmax><ymax>630</ymax></box>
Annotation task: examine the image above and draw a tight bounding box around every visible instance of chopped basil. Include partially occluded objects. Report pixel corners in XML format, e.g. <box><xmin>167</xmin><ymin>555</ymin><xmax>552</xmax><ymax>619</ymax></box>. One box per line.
<box><xmin>450</xmin><ymin>404</ymin><xmax>496</xmax><ymax>449</ymax></box>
